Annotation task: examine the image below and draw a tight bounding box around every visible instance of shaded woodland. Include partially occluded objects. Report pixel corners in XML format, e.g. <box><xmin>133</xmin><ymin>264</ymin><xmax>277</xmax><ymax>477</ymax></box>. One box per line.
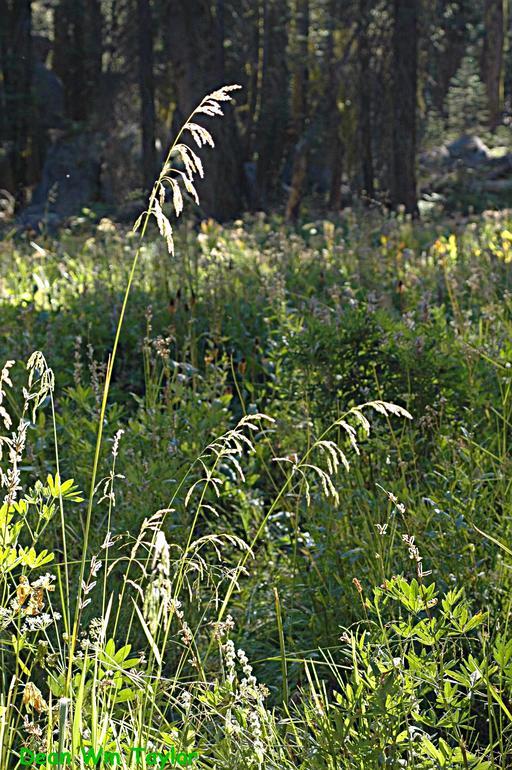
<box><xmin>1</xmin><ymin>0</ymin><xmax>511</xmax><ymax>224</ymax></box>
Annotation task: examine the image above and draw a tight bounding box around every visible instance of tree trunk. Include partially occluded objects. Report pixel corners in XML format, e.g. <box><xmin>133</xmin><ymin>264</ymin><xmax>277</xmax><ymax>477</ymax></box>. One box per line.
<box><xmin>0</xmin><ymin>0</ymin><xmax>10</xmax><ymax>144</ymax></box>
<box><xmin>54</xmin><ymin>0</ymin><xmax>87</xmax><ymax>121</ymax></box>
<box><xmin>137</xmin><ymin>0</ymin><xmax>157</xmax><ymax>191</ymax></box>
<box><xmin>289</xmin><ymin>0</ymin><xmax>309</xmax><ymax>144</ymax></box>
<box><xmin>84</xmin><ymin>0</ymin><xmax>103</xmax><ymax>107</ymax></box>
<box><xmin>255</xmin><ymin>0</ymin><xmax>289</xmax><ymax>207</ymax></box>
<box><xmin>216</xmin><ymin>0</ymin><xmax>226</xmax><ymax>80</ymax></box>
<box><xmin>391</xmin><ymin>0</ymin><xmax>418</xmax><ymax>215</ymax></box>
<box><xmin>286</xmin><ymin>0</ymin><xmax>309</xmax><ymax>222</ymax></box>
<box><xmin>53</xmin><ymin>0</ymin><xmax>103</xmax><ymax>123</ymax></box>
<box><xmin>428</xmin><ymin>0</ymin><xmax>468</xmax><ymax>112</ymax></box>
<box><xmin>358</xmin><ymin>0</ymin><xmax>374</xmax><ymax>199</ymax></box>
<box><xmin>2</xmin><ymin>0</ymin><xmax>33</xmax><ymax>202</ymax></box>
<box><xmin>286</xmin><ymin>138</ymin><xmax>307</xmax><ymax>221</ymax></box>
<box><xmin>481</xmin><ymin>0</ymin><xmax>504</xmax><ymax>129</ymax></box>
<box><xmin>325</xmin><ymin>0</ymin><xmax>343</xmax><ymax>210</ymax></box>
<box><xmin>328</xmin><ymin>135</ymin><xmax>343</xmax><ymax>210</ymax></box>
<box><xmin>244</xmin><ymin>0</ymin><xmax>260</xmax><ymax>161</ymax></box>
<box><xmin>165</xmin><ymin>0</ymin><xmax>244</xmax><ymax>220</ymax></box>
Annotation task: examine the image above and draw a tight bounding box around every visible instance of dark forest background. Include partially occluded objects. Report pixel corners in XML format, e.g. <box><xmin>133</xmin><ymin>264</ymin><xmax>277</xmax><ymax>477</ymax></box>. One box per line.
<box><xmin>0</xmin><ymin>0</ymin><xmax>511</xmax><ymax>225</ymax></box>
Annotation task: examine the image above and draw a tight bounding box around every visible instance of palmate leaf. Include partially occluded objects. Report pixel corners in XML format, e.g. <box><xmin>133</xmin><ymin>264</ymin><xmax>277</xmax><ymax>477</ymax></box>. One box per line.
<box><xmin>47</xmin><ymin>473</ymin><xmax>84</xmax><ymax>503</ymax></box>
<box><xmin>18</xmin><ymin>546</ymin><xmax>54</xmax><ymax>568</ymax></box>
<box><xmin>0</xmin><ymin>545</ymin><xmax>19</xmax><ymax>573</ymax></box>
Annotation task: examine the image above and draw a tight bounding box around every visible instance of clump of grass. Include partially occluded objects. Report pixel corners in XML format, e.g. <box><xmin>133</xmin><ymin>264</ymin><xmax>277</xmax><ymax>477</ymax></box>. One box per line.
<box><xmin>0</xmin><ymin>370</ymin><xmax>416</xmax><ymax>769</ymax></box>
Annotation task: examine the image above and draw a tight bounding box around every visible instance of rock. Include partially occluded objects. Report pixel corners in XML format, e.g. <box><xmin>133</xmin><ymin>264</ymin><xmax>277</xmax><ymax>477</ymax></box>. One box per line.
<box><xmin>421</xmin><ymin>132</ymin><xmax>512</xmax><ymax>211</ymax></box>
<box><xmin>17</xmin><ymin>210</ymin><xmax>62</xmax><ymax>232</ymax></box>
<box><xmin>32</xmin><ymin>34</ymin><xmax>64</xmax><ymax>129</ymax></box>
<box><xmin>18</xmin><ymin>131</ymin><xmax>103</xmax><ymax>229</ymax></box>
<box><xmin>473</xmin><ymin>178</ymin><xmax>512</xmax><ymax>193</ymax></box>
<box><xmin>100</xmin><ymin>121</ymin><xmax>142</xmax><ymax>205</ymax></box>
<box><xmin>0</xmin><ymin>189</ymin><xmax>15</xmax><ymax>221</ymax></box>
<box><xmin>420</xmin><ymin>145</ymin><xmax>450</xmax><ymax>168</ymax></box>
<box><xmin>447</xmin><ymin>135</ymin><xmax>490</xmax><ymax>165</ymax></box>
<box><xmin>485</xmin><ymin>154</ymin><xmax>512</xmax><ymax>179</ymax></box>
<box><xmin>33</xmin><ymin>61</ymin><xmax>64</xmax><ymax>130</ymax></box>
<box><xmin>243</xmin><ymin>161</ymin><xmax>258</xmax><ymax>209</ymax></box>
<box><xmin>0</xmin><ymin>38</ymin><xmax>65</xmax><ymax>199</ymax></box>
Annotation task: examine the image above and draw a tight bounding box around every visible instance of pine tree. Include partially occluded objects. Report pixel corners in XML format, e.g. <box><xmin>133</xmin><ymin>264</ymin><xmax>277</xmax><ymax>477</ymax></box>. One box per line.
<box><xmin>446</xmin><ymin>53</ymin><xmax>490</xmax><ymax>139</ymax></box>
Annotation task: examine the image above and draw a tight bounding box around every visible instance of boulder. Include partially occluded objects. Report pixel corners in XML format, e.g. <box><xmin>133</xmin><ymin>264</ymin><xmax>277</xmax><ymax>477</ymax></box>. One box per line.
<box><xmin>33</xmin><ymin>61</ymin><xmax>64</xmax><ymax>130</ymax></box>
<box><xmin>446</xmin><ymin>135</ymin><xmax>490</xmax><ymax>165</ymax></box>
<box><xmin>419</xmin><ymin>145</ymin><xmax>450</xmax><ymax>168</ymax></box>
<box><xmin>18</xmin><ymin>131</ymin><xmax>103</xmax><ymax>229</ymax></box>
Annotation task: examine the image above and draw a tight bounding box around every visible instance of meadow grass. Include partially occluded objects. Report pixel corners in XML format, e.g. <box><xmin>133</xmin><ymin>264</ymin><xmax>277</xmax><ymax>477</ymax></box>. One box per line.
<box><xmin>0</xmin><ymin>94</ymin><xmax>511</xmax><ymax>768</ymax></box>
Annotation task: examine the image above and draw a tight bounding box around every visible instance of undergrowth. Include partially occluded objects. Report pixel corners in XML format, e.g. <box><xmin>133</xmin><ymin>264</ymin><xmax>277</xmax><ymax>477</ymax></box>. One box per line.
<box><xmin>0</xmin><ymin>88</ymin><xmax>511</xmax><ymax>769</ymax></box>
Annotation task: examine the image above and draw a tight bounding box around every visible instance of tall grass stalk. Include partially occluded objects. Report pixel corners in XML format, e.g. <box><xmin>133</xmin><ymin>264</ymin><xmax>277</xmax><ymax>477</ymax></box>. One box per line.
<box><xmin>66</xmin><ymin>86</ymin><xmax>242</xmax><ymax>696</ymax></box>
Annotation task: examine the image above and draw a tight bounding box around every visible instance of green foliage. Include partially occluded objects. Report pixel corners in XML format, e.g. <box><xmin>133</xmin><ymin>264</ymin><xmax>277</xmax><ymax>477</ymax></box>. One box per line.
<box><xmin>446</xmin><ymin>53</ymin><xmax>490</xmax><ymax>141</ymax></box>
<box><xmin>0</xmin><ymin>204</ymin><xmax>512</xmax><ymax>767</ymax></box>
